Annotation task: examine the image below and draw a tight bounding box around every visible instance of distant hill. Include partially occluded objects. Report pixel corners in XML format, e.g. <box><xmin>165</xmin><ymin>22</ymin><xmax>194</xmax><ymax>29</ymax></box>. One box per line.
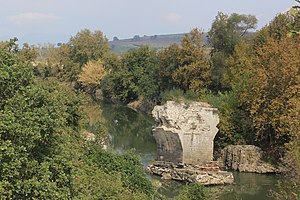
<box><xmin>109</xmin><ymin>33</ymin><xmax>209</xmax><ymax>53</ymax></box>
<box><xmin>0</xmin><ymin>33</ymin><xmax>70</xmax><ymax>46</ymax></box>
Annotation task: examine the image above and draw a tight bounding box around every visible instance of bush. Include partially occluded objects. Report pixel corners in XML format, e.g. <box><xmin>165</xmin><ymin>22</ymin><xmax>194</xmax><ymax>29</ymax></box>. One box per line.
<box><xmin>177</xmin><ymin>183</ymin><xmax>207</xmax><ymax>200</ymax></box>
<box><xmin>160</xmin><ymin>89</ymin><xmax>199</xmax><ymax>104</ymax></box>
<box><xmin>200</xmin><ymin>90</ymin><xmax>251</xmax><ymax>151</ymax></box>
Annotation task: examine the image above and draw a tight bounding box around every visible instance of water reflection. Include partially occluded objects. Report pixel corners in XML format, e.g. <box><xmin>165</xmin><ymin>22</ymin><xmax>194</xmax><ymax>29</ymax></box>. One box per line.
<box><xmin>99</xmin><ymin>101</ymin><xmax>157</xmax><ymax>166</ymax></box>
<box><xmin>210</xmin><ymin>172</ymin><xmax>280</xmax><ymax>200</ymax></box>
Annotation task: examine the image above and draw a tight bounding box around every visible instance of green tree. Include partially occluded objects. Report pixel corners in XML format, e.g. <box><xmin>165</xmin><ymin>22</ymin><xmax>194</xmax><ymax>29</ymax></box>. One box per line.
<box><xmin>0</xmin><ymin>81</ymin><xmax>80</xmax><ymax>198</ymax></box>
<box><xmin>124</xmin><ymin>46</ymin><xmax>159</xmax><ymax>101</ymax></box>
<box><xmin>208</xmin><ymin>12</ymin><xmax>257</xmax><ymax>91</ymax></box>
<box><xmin>289</xmin><ymin>0</ymin><xmax>300</xmax><ymax>36</ymax></box>
<box><xmin>172</xmin><ymin>28</ymin><xmax>211</xmax><ymax>92</ymax></box>
<box><xmin>102</xmin><ymin>66</ymin><xmax>138</xmax><ymax>103</ymax></box>
<box><xmin>68</xmin><ymin>29</ymin><xmax>110</xmax><ymax>66</ymax></box>
<box><xmin>102</xmin><ymin>46</ymin><xmax>159</xmax><ymax>103</ymax></box>
<box><xmin>208</xmin><ymin>12</ymin><xmax>257</xmax><ymax>55</ymax></box>
<box><xmin>0</xmin><ymin>49</ymin><xmax>32</xmax><ymax>109</ymax></box>
<box><xmin>158</xmin><ymin>44</ymin><xmax>181</xmax><ymax>91</ymax></box>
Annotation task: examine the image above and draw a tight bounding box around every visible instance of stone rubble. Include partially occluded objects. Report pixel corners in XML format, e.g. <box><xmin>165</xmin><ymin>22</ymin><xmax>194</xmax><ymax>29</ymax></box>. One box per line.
<box><xmin>146</xmin><ymin>161</ymin><xmax>234</xmax><ymax>185</ymax></box>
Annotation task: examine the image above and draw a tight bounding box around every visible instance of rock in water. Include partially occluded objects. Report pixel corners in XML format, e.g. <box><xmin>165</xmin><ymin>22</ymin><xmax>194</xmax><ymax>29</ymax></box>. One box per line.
<box><xmin>218</xmin><ymin>145</ymin><xmax>281</xmax><ymax>173</ymax></box>
<box><xmin>152</xmin><ymin>101</ymin><xmax>219</xmax><ymax>164</ymax></box>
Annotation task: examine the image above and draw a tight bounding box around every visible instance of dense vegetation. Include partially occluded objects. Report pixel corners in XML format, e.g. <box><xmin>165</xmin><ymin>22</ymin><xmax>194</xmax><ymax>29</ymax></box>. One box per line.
<box><xmin>0</xmin><ymin>43</ymin><xmax>154</xmax><ymax>198</ymax></box>
<box><xmin>0</xmin><ymin>1</ymin><xmax>299</xmax><ymax>199</ymax></box>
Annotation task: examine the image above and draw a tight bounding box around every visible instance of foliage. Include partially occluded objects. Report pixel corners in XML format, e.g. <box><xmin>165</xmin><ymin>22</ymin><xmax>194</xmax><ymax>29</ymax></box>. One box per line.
<box><xmin>68</xmin><ymin>29</ymin><xmax>110</xmax><ymax>66</ymax></box>
<box><xmin>0</xmin><ymin>79</ymin><xmax>80</xmax><ymax>198</ymax></box>
<box><xmin>253</xmin><ymin>13</ymin><xmax>293</xmax><ymax>49</ymax></box>
<box><xmin>289</xmin><ymin>0</ymin><xmax>300</xmax><ymax>36</ymax></box>
<box><xmin>33</xmin><ymin>29</ymin><xmax>110</xmax><ymax>83</ymax></box>
<box><xmin>18</xmin><ymin>43</ymin><xmax>38</xmax><ymax>62</ymax></box>
<box><xmin>0</xmin><ymin>47</ymin><xmax>154</xmax><ymax>199</ymax></box>
<box><xmin>33</xmin><ymin>43</ymin><xmax>81</xmax><ymax>82</ymax></box>
<box><xmin>102</xmin><ymin>46</ymin><xmax>159</xmax><ymax>103</ymax></box>
<box><xmin>172</xmin><ymin>28</ymin><xmax>211</xmax><ymax>92</ymax></box>
<box><xmin>123</xmin><ymin>46</ymin><xmax>160</xmax><ymax>101</ymax></box>
<box><xmin>0</xmin><ymin>48</ymin><xmax>33</xmax><ymax>109</ymax></box>
<box><xmin>160</xmin><ymin>89</ymin><xmax>199</xmax><ymax>104</ymax></box>
<box><xmin>238</xmin><ymin>36</ymin><xmax>300</xmax><ymax>155</ymax></box>
<box><xmin>102</xmin><ymin>66</ymin><xmax>138</xmax><ymax>103</ymax></box>
<box><xmin>0</xmin><ymin>37</ymin><xmax>19</xmax><ymax>53</ymax></box>
<box><xmin>272</xmin><ymin>124</ymin><xmax>299</xmax><ymax>200</ymax></box>
<box><xmin>208</xmin><ymin>12</ymin><xmax>257</xmax><ymax>91</ymax></box>
<box><xmin>78</xmin><ymin>60</ymin><xmax>107</xmax><ymax>94</ymax></box>
<box><xmin>157</xmin><ymin>44</ymin><xmax>181</xmax><ymax>91</ymax></box>
<box><xmin>208</xmin><ymin>12</ymin><xmax>257</xmax><ymax>55</ymax></box>
<box><xmin>86</xmin><ymin>146</ymin><xmax>154</xmax><ymax>196</ymax></box>
<box><xmin>201</xmin><ymin>91</ymin><xmax>251</xmax><ymax>150</ymax></box>
<box><xmin>177</xmin><ymin>183</ymin><xmax>207</xmax><ymax>200</ymax></box>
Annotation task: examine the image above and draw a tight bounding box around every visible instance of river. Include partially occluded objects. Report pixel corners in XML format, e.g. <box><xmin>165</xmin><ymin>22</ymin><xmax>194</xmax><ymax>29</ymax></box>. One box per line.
<box><xmin>92</xmin><ymin>101</ymin><xmax>280</xmax><ymax>199</ymax></box>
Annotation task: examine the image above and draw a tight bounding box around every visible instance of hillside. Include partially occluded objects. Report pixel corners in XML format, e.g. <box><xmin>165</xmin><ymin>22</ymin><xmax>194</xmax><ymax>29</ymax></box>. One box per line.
<box><xmin>109</xmin><ymin>33</ymin><xmax>209</xmax><ymax>53</ymax></box>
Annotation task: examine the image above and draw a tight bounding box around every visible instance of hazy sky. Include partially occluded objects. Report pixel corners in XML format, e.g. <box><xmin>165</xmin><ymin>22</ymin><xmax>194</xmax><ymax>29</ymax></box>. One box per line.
<box><xmin>0</xmin><ymin>0</ymin><xmax>296</xmax><ymax>44</ymax></box>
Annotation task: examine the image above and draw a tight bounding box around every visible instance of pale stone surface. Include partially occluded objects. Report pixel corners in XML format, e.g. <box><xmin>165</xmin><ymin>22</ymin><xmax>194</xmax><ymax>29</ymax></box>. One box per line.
<box><xmin>152</xmin><ymin>101</ymin><xmax>219</xmax><ymax>164</ymax></box>
<box><xmin>146</xmin><ymin>161</ymin><xmax>234</xmax><ymax>185</ymax></box>
<box><xmin>218</xmin><ymin>145</ymin><xmax>281</xmax><ymax>173</ymax></box>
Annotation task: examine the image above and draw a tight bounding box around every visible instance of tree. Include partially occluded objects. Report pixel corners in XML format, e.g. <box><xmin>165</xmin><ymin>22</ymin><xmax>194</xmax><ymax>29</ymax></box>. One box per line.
<box><xmin>78</xmin><ymin>60</ymin><xmax>107</xmax><ymax>94</ymax></box>
<box><xmin>252</xmin><ymin>13</ymin><xmax>293</xmax><ymax>49</ymax></box>
<box><xmin>68</xmin><ymin>29</ymin><xmax>110</xmax><ymax>66</ymax></box>
<box><xmin>208</xmin><ymin>12</ymin><xmax>257</xmax><ymax>55</ymax></box>
<box><xmin>158</xmin><ymin>44</ymin><xmax>181</xmax><ymax>91</ymax></box>
<box><xmin>172</xmin><ymin>28</ymin><xmax>211</xmax><ymax>92</ymax></box>
<box><xmin>0</xmin><ymin>37</ymin><xmax>19</xmax><ymax>53</ymax></box>
<box><xmin>102</xmin><ymin>46</ymin><xmax>159</xmax><ymax>103</ymax></box>
<box><xmin>18</xmin><ymin>43</ymin><xmax>38</xmax><ymax>62</ymax></box>
<box><xmin>126</xmin><ymin>46</ymin><xmax>159</xmax><ymax>101</ymax></box>
<box><xmin>0</xmin><ymin>47</ymin><xmax>80</xmax><ymax>198</ymax></box>
<box><xmin>0</xmin><ymin>49</ymin><xmax>32</xmax><ymax>109</ymax></box>
<box><xmin>238</xmin><ymin>36</ymin><xmax>300</xmax><ymax>155</ymax></box>
<box><xmin>208</xmin><ymin>12</ymin><xmax>257</xmax><ymax>91</ymax></box>
<box><xmin>289</xmin><ymin>0</ymin><xmax>300</xmax><ymax>36</ymax></box>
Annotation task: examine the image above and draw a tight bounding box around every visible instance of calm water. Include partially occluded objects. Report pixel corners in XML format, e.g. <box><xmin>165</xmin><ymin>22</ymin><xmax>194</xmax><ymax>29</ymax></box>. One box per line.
<box><xmin>96</xmin><ymin>101</ymin><xmax>280</xmax><ymax>200</ymax></box>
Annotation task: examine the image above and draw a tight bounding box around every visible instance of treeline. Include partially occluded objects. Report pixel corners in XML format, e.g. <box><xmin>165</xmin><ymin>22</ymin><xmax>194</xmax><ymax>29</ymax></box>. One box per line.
<box><xmin>1</xmin><ymin>3</ymin><xmax>299</xmax><ymax>199</ymax></box>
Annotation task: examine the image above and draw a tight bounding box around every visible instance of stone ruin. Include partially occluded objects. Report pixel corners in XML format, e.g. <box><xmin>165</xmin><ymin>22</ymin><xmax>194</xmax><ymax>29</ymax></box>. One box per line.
<box><xmin>152</xmin><ymin>101</ymin><xmax>219</xmax><ymax>164</ymax></box>
<box><xmin>147</xmin><ymin>101</ymin><xmax>234</xmax><ymax>185</ymax></box>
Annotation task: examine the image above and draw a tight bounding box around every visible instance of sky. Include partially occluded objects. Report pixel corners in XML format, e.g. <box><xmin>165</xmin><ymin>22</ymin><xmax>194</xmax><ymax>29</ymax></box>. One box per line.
<box><xmin>0</xmin><ymin>0</ymin><xmax>296</xmax><ymax>44</ymax></box>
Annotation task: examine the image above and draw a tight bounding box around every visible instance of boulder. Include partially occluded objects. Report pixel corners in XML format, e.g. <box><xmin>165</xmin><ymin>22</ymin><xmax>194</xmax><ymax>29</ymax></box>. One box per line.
<box><xmin>218</xmin><ymin>145</ymin><xmax>280</xmax><ymax>173</ymax></box>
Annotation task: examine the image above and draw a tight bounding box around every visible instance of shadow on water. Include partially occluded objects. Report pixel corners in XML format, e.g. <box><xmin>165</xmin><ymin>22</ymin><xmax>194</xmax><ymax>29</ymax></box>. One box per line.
<box><xmin>89</xmin><ymin>101</ymin><xmax>281</xmax><ymax>199</ymax></box>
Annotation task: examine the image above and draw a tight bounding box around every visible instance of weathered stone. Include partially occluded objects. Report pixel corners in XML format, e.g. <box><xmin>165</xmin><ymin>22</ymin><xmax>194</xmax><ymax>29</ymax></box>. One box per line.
<box><xmin>152</xmin><ymin>101</ymin><xmax>219</xmax><ymax>164</ymax></box>
<box><xmin>218</xmin><ymin>145</ymin><xmax>281</xmax><ymax>173</ymax></box>
<box><xmin>146</xmin><ymin>161</ymin><xmax>234</xmax><ymax>185</ymax></box>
